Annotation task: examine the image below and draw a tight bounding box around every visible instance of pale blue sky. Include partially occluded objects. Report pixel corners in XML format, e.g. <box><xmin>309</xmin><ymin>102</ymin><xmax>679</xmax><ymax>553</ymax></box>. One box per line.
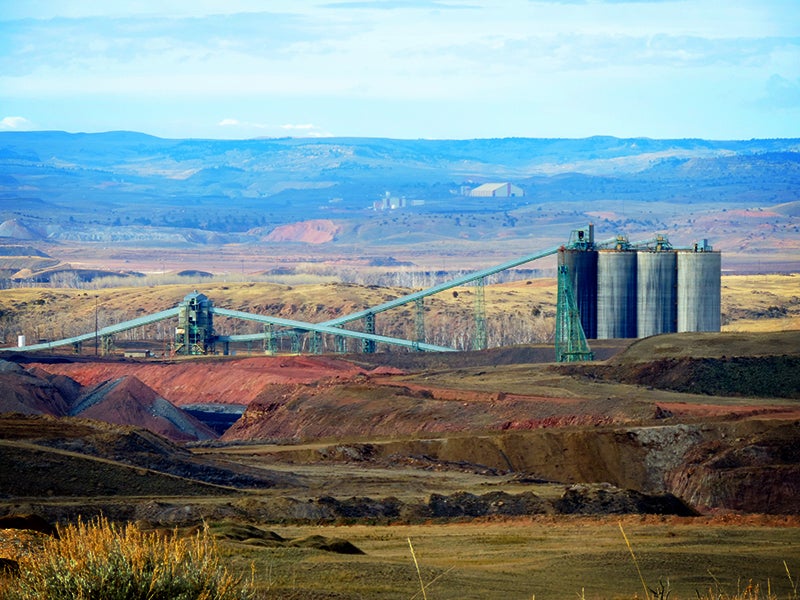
<box><xmin>1</xmin><ymin>0</ymin><xmax>798</xmax><ymax>139</ymax></box>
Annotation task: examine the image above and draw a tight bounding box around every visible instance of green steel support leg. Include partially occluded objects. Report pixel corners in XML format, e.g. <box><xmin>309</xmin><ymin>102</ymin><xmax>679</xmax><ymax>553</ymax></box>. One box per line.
<box><xmin>101</xmin><ymin>335</ymin><xmax>114</xmax><ymax>356</ymax></box>
<box><xmin>291</xmin><ymin>331</ymin><xmax>302</xmax><ymax>354</ymax></box>
<box><xmin>415</xmin><ymin>298</ymin><xmax>425</xmax><ymax>348</ymax></box>
<box><xmin>309</xmin><ymin>331</ymin><xmax>322</xmax><ymax>355</ymax></box>
<box><xmin>335</xmin><ymin>335</ymin><xmax>347</xmax><ymax>354</ymax></box>
<box><xmin>555</xmin><ymin>265</ymin><xmax>594</xmax><ymax>362</ymax></box>
<box><xmin>362</xmin><ymin>312</ymin><xmax>376</xmax><ymax>353</ymax></box>
<box><xmin>264</xmin><ymin>324</ymin><xmax>276</xmax><ymax>355</ymax></box>
<box><xmin>473</xmin><ymin>277</ymin><xmax>487</xmax><ymax>351</ymax></box>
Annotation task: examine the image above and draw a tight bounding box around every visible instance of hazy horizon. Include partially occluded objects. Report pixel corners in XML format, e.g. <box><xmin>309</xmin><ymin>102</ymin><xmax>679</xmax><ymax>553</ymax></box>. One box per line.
<box><xmin>1</xmin><ymin>0</ymin><xmax>798</xmax><ymax>141</ymax></box>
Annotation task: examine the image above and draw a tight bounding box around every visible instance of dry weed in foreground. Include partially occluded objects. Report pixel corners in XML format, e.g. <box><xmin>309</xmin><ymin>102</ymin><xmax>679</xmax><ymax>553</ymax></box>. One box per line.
<box><xmin>618</xmin><ymin>521</ymin><xmax>798</xmax><ymax>600</ymax></box>
<box><xmin>408</xmin><ymin>537</ymin><xmax>454</xmax><ymax>600</ymax></box>
<box><xmin>0</xmin><ymin>517</ymin><xmax>253</xmax><ymax>600</ymax></box>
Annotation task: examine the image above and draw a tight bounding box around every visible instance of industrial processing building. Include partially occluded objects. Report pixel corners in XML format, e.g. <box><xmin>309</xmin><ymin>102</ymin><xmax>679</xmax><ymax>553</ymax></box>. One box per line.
<box><xmin>469</xmin><ymin>183</ymin><xmax>524</xmax><ymax>198</ymax></box>
<box><xmin>558</xmin><ymin>226</ymin><xmax>721</xmax><ymax>340</ymax></box>
<box><xmin>3</xmin><ymin>224</ymin><xmax>721</xmax><ymax>359</ymax></box>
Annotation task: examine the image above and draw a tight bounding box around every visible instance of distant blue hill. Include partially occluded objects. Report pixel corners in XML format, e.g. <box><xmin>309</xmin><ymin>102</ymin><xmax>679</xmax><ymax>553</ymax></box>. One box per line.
<box><xmin>0</xmin><ymin>131</ymin><xmax>798</xmax><ymax>240</ymax></box>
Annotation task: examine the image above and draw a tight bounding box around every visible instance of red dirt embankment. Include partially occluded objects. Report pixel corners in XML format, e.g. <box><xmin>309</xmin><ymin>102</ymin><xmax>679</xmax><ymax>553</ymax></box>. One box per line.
<box><xmin>263</xmin><ymin>219</ymin><xmax>340</xmax><ymax>244</ymax></box>
<box><xmin>221</xmin><ymin>378</ymin><xmax>627</xmax><ymax>442</ymax></box>
<box><xmin>29</xmin><ymin>356</ymin><xmax>367</xmax><ymax>407</ymax></box>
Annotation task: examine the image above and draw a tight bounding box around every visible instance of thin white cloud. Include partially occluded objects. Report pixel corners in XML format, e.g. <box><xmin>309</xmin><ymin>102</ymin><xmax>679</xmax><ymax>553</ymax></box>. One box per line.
<box><xmin>0</xmin><ymin>116</ymin><xmax>33</xmax><ymax>130</ymax></box>
<box><xmin>280</xmin><ymin>123</ymin><xmax>333</xmax><ymax>137</ymax></box>
<box><xmin>1</xmin><ymin>1</ymin><xmax>798</xmax><ymax>138</ymax></box>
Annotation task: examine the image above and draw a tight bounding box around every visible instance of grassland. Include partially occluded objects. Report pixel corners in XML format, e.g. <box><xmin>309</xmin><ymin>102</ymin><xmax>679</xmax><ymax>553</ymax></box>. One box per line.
<box><xmin>1</xmin><ymin>274</ymin><xmax>799</xmax><ymax>599</ymax></box>
<box><xmin>211</xmin><ymin>517</ymin><xmax>800</xmax><ymax>600</ymax></box>
<box><xmin>1</xmin><ymin>273</ymin><xmax>798</xmax><ymax>351</ymax></box>
<box><xmin>721</xmin><ymin>274</ymin><xmax>800</xmax><ymax>332</ymax></box>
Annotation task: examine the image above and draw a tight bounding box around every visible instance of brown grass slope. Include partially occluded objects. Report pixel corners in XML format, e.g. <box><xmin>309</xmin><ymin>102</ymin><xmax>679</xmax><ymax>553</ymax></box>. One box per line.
<box><xmin>563</xmin><ymin>330</ymin><xmax>800</xmax><ymax>398</ymax></box>
<box><xmin>610</xmin><ymin>330</ymin><xmax>800</xmax><ymax>363</ymax></box>
<box><xmin>0</xmin><ymin>414</ymin><xmax>301</xmax><ymax>500</ymax></box>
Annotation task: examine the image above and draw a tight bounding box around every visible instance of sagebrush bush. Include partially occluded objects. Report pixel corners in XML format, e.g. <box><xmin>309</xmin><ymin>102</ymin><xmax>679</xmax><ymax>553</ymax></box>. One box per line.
<box><xmin>1</xmin><ymin>517</ymin><xmax>253</xmax><ymax>600</ymax></box>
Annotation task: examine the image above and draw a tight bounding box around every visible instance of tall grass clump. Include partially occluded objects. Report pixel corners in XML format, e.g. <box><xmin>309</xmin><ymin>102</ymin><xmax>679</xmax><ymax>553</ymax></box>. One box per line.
<box><xmin>2</xmin><ymin>517</ymin><xmax>253</xmax><ymax>600</ymax></box>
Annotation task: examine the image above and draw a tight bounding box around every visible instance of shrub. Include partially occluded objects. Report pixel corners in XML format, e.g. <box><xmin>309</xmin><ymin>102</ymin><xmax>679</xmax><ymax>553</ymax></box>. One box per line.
<box><xmin>1</xmin><ymin>517</ymin><xmax>253</xmax><ymax>600</ymax></box>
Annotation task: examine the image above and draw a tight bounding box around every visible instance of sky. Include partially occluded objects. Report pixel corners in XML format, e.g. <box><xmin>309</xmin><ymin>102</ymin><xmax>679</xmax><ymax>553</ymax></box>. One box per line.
<box><xmin>0</xmin><ymin>0</ymin><xmax>798</xmax><ymax>140</ymax></box>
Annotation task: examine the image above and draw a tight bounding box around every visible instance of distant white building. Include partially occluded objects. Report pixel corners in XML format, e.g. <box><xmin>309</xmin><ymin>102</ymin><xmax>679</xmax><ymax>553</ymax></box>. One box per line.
<box><xmin>469</xmin><ymin>183</ymin><xmax>524</xmax><ymax>198</ymax></box>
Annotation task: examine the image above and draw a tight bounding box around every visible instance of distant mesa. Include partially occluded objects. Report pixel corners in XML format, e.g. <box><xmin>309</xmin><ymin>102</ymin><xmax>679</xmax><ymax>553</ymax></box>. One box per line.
<box><xmin>771</xmin><ymin>200</ymin><xmax>800</xmax><ymax>217</ymax></box>
<box><xmin>0</xmin><ymin>219</ymin><xmax>40</xmax><ymax>240</ymax></box>
<box><xmin>0</xmin><ymin>245</ymin><xmax>51</xmax><ymax>258</ymax></box>
<box><xmin>177</xmin><ymin>269</ymin><xmax>213</xmax><ymax>278</ymax></box>
<box><xmin>367</xmin><ymin>256</ymin><xmax>414</xmax><ymax>267</ymax></box>
<box><xmin>0</xmin><ymin>245</ymin><xmax>59</xmax><ymax>279</ymax></box>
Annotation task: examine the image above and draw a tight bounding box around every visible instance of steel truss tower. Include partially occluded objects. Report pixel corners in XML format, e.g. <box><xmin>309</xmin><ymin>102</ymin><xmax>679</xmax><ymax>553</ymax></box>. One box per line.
<box><xmin>555</xmin><ymin>264</ymin><xmax>594</xmax><ymax>362</ymax></box>
<box><xmin>362</xmin><ymin>312</ymin><xmax>376</xmax><ymax>353</ymax></box>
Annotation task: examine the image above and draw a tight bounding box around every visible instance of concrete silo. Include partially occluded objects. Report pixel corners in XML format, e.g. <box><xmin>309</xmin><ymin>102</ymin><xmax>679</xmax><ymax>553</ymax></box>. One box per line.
<box><xmin>637</xmin><ymin>250</ymin><xmax>677</xmax><ymax>338</ymax></box>
<box><xmin>558</xmin><ymin>248</ymin><xmax>598</xmax><ymax>339</ymax></box>
<box><xmin>597</xmin><ymin>250</ymin><xmax>638</xmax><ymax>339</ymax></box>
<box><xmin>677</xmin><ymin>242</ymin><xmax>721</xmax><ymax>332</ymax></box>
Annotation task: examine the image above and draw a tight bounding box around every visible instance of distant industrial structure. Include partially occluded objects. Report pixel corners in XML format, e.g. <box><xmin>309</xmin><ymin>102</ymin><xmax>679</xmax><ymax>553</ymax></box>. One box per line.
<box><xmin>372</xmin><ymin>192</ymin><xmax>425</xmax><ymax>211</ymax></box>
<box><xmin>558</xmin><ymin>225</ymin><xmax>721</xmax><ymax>342</ymax></box>
<box><xmin>174</xmin><ymin>292</ymin><xmax>215</xmax><ymax>355</ymax></box>
<box><xmin>468</xmin><ymin>183</ymin><xmax>524</xmax><ymax>198</ymax></box>
<box><xmin>3</xmin><ymin>225</ymin><xmax>721</xmax><ymax>362</ymax></box>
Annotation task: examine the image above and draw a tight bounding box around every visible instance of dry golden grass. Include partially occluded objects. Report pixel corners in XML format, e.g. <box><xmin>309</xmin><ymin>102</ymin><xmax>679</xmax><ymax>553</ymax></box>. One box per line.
<box><xmin>2</xmin><ymin>273</ymin><xmax>797</xmax><ymax>344</ymax></box>
<box><xmin>213</xmin><ymin>517</ymin><xmax>800</xmax><ymax>600</ymax></box>
<box><xmin>0</xmin><ymin>517</ymin><xmax>253</xmax><ymax>600</ymax></box>
<box><xmin>722</xmin><ymin>274</ymin><xmax>800</xmax><ymax>333</ymax></box>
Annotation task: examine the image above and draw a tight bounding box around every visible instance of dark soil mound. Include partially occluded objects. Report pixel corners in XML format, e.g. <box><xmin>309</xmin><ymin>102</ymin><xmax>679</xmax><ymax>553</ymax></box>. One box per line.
<box><xmin>289</xmin><ymin>535</ymin><xmax>364</xmax><ymax>555</ymax></box>
<box><xmin>555</xmin><ymin>484</ymin><xmax>698</xmax><ymax>516</ymax></box>
<box><xmin>208</xmin><ymin>522</ymin><xmax>286</xmax><ymax>546</ymax></box>
<box><xmin>346</xmin><ymin>340</ymin><xmax>630</xmax><ymax>371</ymax></box>
<box><xmin>562</xmin><ymin>355</ymin><xmax>800</xmax><ymax>398</ymax></box>
<box><xmin>207</xmin><ymin>522</ymin><xmax>363</xmax><ymax>554</ymax></box>
<box><xmin>425</xmin><ymin>491</ymin><xmax>552</xmax><ymax>518</ymax></box>
<box><xmin>0</xmin><ymin>513</ymin><xmax>58</xmax><ymax>537</ymax></box>
<box><xmin>0</xmin><ymin>415</ymin><xmax>301</xmax><ymax>498</ymax></box>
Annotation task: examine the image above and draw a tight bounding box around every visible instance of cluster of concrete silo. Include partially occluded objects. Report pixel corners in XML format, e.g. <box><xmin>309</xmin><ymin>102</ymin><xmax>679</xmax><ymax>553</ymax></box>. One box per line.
<box><xmin>559</xmin><ymin>238</ymin><xmax>721</xmax><ymax>340</ymax></box>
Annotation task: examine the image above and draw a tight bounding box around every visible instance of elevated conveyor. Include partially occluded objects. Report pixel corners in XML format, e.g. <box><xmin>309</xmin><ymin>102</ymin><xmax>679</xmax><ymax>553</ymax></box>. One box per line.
<box><xmin>0</xmin><ymin>307</ymin><xmax>180</xmax><ymax>353</ymax></box>
<box><xmin>318</xmin><ymin>245</ymin><xmax>562</xmax><ymax>328</ymax></box>
<box><xmin>2</xmin><ymin>226</ymin><xmax>631</xmax><ymax>358</ymax></box>
<box><xmin>212</xmin><ymin>308</ymin><xmax>454</xmax><ymax>353</ymax></box>
<box><xmin>319</xmin><ymin>229</ymin><xmax>623</xmax><ymax>330</ymax></box>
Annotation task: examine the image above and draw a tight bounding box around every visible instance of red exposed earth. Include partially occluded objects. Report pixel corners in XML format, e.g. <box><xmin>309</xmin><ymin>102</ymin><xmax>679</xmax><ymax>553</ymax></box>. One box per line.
<box><xmin>26</xmin><ymin>355</ymin><xmax>368</xmax><ymax>407</ymax></box>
